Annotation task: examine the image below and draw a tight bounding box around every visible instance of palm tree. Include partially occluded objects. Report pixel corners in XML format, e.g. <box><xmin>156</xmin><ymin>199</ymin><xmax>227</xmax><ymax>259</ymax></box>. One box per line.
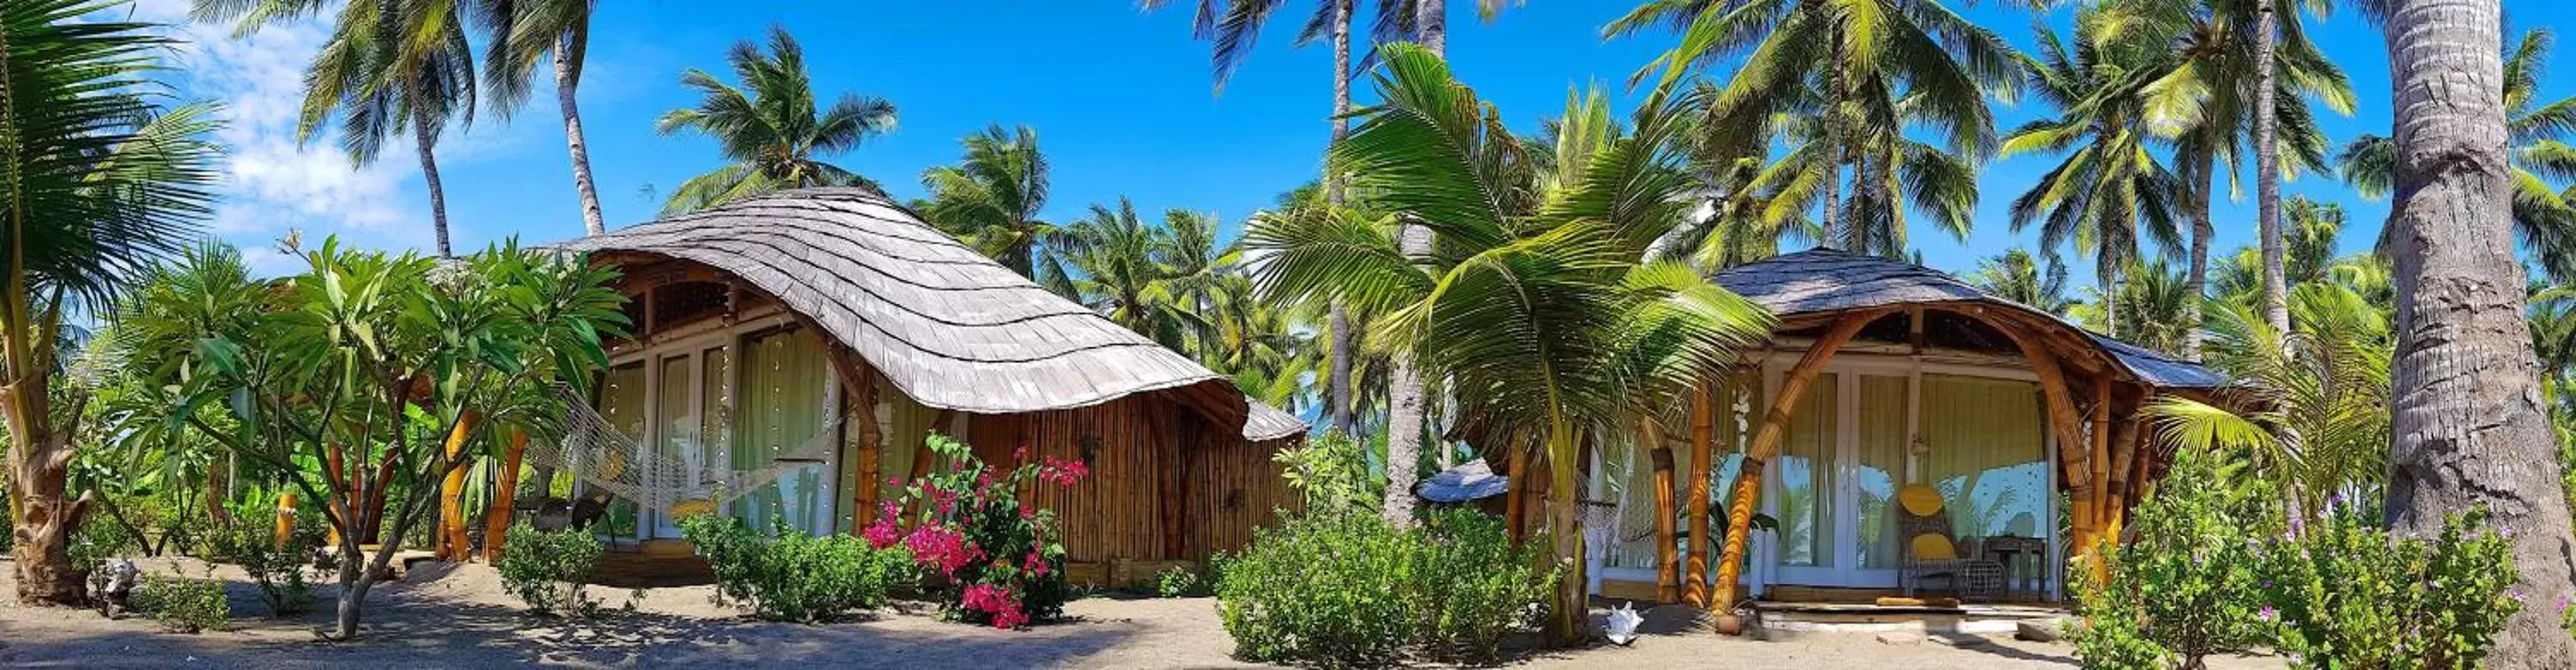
<box><xmin>655</xmin><ymin>26</ymin><xmax>897</xmax><ymax>216</ymax></box>
<box><xmin>2365</xmin><ymin>0</ymin><xmax>2576</xmax><ymax>660</ymax></box>
<box><xmin>2115</xmin><ymin>0</ymin><xmax>2352</xmax><ymax>360</ymax></box>
<box><xmin>1</xmin><ymin>1</ymin><xmax>223</xmax><ymax>605</ymax></box>
<box><xmin>1056</xmin><ymin>199</ymin><xmax>1218</xmax><ymax>350</ymax></box>
<box><xmin>1969</xmin><ymin>248</ymin><xmax>2075</xmax><ymax>316</ymax></box>
<box><xmin>2339</xmin><ymin>27</ymin><xmax>2576</xmax><ymax>279</ymax></box>
<box><xmin>199</xmin><ymin>0</ymin><xmax>481</xmax><ymax>258</ymax></box>
<box><xmin>919</xmin><ymin>125</ymin><xmax>1066</xmax><ymax>289</ymax></box>
<box><xmin>1251</xmin><ymin>45</ymin><xmax>1774</xmax><ymax>643</ymax></box>
<box><xmin>2005</xmin><ymin>12</ymin><xmax>2188</xmax><ymax>337</ymax></box>
<box><xmin>482</xmin><ymin>0</ymin><xmax>609</xmax><ymax>235</ymax></box>
<box><xmin>2150</xmin><ymin>277</ymin><xmax>2390</xmax><ymax>520</ymax></box>
<box><xmin>2074</xmin><ymin>259</ymin><xmax>2196</xmax><ymax>356</ymax></box>
<box><xmin>1613</xmin><ymin>0</ymin><xmax>2022</xmax><ymax>256</ymax></box>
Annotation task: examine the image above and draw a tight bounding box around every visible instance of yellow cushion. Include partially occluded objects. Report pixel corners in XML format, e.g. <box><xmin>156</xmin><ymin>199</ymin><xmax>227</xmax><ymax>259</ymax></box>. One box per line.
<box><xmin>1911</xmin><ymin>533</ymin><xmax>1957</xmax><ymax>560</ymax></box>
<box><xmin>1898</xmin><ymin>484</ymin><xmax>1945</xmax><ymax>516</ymax></box>
<box><xmin>669</xmin><ymin>498</ymin><xmax>717</xmax><ymax>518</ymax></box>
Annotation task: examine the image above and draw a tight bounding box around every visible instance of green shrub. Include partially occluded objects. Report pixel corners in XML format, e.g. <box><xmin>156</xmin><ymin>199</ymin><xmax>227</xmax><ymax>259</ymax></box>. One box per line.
<box><xmin>2072</xmin><ymin>448</ymin><xmax>2275</xmax><ymax>669</ymax></box>
<box><xmin>1157</xmin><ymin>564</ymin><xmax>1211</xmax><ymax>598</ymax></box>
<box><xmin>2261</xmin><ymin>503</ymin><xmax>2518</xmax><ymax>668</ymax></box>
<box><xmin>132</xmin><ymin>565</ymin><xmax>228</xmax><ymax>633</ymax></box>
<box><xmin>1217</xmin><ymin>509</ymin><xmax>1553</xmax><ymax>666</ymax></box>
<box><xmin>869</xmin><ymin>435</ymin><xmax>1079</xmax><ymax>628</ymax></box>
<box><xmin>497</xmin><ymin>523</ymin><xmax>605</xmax><ymax>617</ymax></box>
<box><xmin>206</xmin><ymin>498</ymin><xmax>323</xmax><ymax>617</ymax></box>
<box><xmin>680</xmin><ymin>514</ymin><xmax>912</xmax><ymax>623</ymax></box>
<box><xmin>1411</xmin><ymin>508</ymin><xmax>1555</xmax><ymax>664</ymax></box>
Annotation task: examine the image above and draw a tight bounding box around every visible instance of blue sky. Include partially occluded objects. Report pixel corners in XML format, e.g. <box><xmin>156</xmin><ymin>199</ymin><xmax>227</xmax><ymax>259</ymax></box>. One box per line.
<box><xmin>131</xmin><ymin>1</ymin><xmax>2576</xmax><ymax>285</ymax></box>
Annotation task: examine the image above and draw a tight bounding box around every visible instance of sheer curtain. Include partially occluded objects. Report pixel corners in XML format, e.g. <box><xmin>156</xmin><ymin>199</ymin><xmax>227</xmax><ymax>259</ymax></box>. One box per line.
<box><xmin>1775</xmin><ymin>375</ymin><xmax>1838</xmax><ymax>568</ymax></box>
<box><xmin>598</xmin><ymin>362</ymin><xmax>647</xmax><ymax>534</ymax></box>
<box><xmin>1855</xmin><ymin>375</ymin><xmax>1908</xmax><ymax>570</ymax></box>
<box><xmin>1919</xmin><ymin>374</ymin><xmax>2049</xmax><ymax>541</ymax></box>
<box><xmin>732</xmin><ymin>327</ymin><xmax>835</xmax><ymax>535</ymax></box>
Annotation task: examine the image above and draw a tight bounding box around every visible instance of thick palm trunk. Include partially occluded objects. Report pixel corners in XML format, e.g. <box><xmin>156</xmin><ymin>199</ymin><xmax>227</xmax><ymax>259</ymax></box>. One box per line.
<box><xmin>2184</xmin><ymin>156</ymin><xmax>2214</xmax><ymax>361</ymax></box>
<box><xmin>414</xmin><ymin>107</ymin><xmax>454</xmax><ymax>259</ymax></box>
<box><xmin>1323</xmin><ymin>0</ymin><xmax>1358</xmax><ymax>437</ymax></box>
<box><xmin>4</xmin><ymin>382</ymin><xmax>88</xmax><ymax>606</ymax></box>
<box><xmin>1416</xmin><ymin>0</ymin><xmax>1446</xmax><ymax>56</ymax></box>
<box><xmin>2253</xmin><ymin>2</ymin><xmax>2289</xmax><ymax>342</ymax></box>
<box><xmin>556</xmin><ymin>42</ymin><xmax>607</xmax><ymax>237</ymax></box>
<box><xmin>1382</xmin><ymin>0</ymin><xmax>1446</xmax><ymax>526</ymax></box>
<box><xmin>1544</xmin><ymin>426</ymin><xmax>1586</xmax><ymax>646</ymax></box>
<box><xmin>2379</xmin><ymin>0</ymin><xmax>2576</xmax><ymax>664</ymax></box>
<box><xmin>1820</xmin><ymin>46</ymin><xmax>1848</xmax><ymax>249</ymax></box>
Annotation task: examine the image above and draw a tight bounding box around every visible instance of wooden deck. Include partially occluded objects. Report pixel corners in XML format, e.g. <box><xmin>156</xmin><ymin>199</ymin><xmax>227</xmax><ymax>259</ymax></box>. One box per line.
<box><xmin>1749</xmin><ymin>600</ymin><xmax>2069</xmax><ymax>639</ymax></box>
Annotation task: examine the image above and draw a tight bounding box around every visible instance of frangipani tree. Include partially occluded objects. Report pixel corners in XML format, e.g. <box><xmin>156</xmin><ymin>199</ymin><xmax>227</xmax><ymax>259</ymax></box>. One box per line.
<box><xmin>117</xmin><ymin>240</ymin><xmax>624</xmax><ymax>638</ymax></box>
<box><xmin>1249</xmin><ymin>45</ymin><xmax>1773</xmax><ymax>643</ymax></box>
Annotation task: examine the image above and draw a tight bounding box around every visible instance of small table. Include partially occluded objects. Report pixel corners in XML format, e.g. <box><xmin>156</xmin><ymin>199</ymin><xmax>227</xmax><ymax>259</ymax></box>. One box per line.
<box><xmin>1980</xmin><ymin>535</ymin><xmax>2049</xmax><ymax>602</ymax></box>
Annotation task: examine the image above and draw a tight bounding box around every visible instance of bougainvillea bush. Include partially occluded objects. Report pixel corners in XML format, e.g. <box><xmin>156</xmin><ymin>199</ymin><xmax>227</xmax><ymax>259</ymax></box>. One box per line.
<box><xmin>865</xmin><ymin>434</ymin><xmax>1084</xmax><ymax>629</ymax></box>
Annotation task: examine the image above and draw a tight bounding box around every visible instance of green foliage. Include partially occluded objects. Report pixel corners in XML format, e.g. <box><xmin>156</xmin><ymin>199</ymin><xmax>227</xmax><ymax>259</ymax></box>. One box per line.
<box><xmin>1273</xmin><ymin>430</ymin><xmax>1381</xmax><ymax>515</ymax></box>
<box><xmin>132</xmin><ymin>566</ymin><xmax>228</xmax><ymax>634</ymax></box>
<box><xmin>2262</xmin><ymin>505</ymin><xmax>2518</xmax><ymax>669</ymax></box>
<box><xmin>2074</xmin><ymin>448</ymin><xmax>2275</xmax><ymax>669</ymax></box>
<box><xmin>497</xmin><ymin>524</ymin><xmax>605</xmax><ymax>618</ymax></box>
<box><xmin>654</xmin><ymin>26</ymin><xmax>896</xmax><ymax>215</ymax></box>
<box><xmin>679</xmin><ymin>514</ymin><xmax>911</xmax><ymax>624</ymax></box>
<box><xmin>205</xmin><ymin>502</ymin><xmax>320</xmax><ymax>617</ymax></box>
<box><xmin>1216</xmin><ymin>509</ymin><xmax>1556</xmax><ymax>666</ymax></box>
<box><xmin>1156</xmin><ymin>564</ymin><xmax>1211</xmax><ymax>599</ymax></box>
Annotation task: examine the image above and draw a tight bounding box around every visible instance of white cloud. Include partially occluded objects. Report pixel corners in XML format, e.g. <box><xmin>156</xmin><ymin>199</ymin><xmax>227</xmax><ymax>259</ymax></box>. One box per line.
<box><xmin>114</xmin><ymin>0</ymin><xmax>527</xmax><ymax>272</ymax></box>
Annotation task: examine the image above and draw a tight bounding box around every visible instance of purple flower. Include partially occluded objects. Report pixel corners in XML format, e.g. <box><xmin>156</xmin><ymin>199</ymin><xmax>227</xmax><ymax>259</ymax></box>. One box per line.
<box><xmin>2509</xmin><ymin>588</ymin><xmax>2527</xmax><ymax>603</ymax></box>
<box><xmin>2258</xmin><ymin>606</ymin><xmax>2276</xmax><ymax>622</ymax></box>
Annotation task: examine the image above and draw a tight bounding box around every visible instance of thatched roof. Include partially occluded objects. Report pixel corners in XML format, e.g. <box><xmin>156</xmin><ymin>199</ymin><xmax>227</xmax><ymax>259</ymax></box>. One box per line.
<box><xmin>553</xmin><ymin>188</ymin><xmax>1306</xmax><ymax>442</ymax></box>
<box><xmin>1711</xmin><ymin>248</ymin><xmax>2224</xmax><ymax>389</ymax></box>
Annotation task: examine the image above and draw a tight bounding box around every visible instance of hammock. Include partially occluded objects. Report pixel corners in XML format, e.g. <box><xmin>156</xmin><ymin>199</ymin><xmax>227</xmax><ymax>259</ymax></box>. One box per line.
<box><xmin>521</xmin><ymin>384</ymin><xmax>842</xmax><ymax>515</ymax></box>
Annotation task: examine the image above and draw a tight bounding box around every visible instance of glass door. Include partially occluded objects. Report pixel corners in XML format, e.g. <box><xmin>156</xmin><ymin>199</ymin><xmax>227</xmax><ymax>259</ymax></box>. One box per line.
<box><xmin>1770</xmin><ymin>370</ymin><xmax>1909</xmax><ymax>588</ymax></box>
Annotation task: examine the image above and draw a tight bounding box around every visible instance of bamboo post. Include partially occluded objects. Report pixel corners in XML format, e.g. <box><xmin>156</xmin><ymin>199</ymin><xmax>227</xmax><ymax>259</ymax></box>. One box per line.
<box><xmin>483</xmin><ymin>430</ymin><xmax>528</xmax><ymax>562</ymax></box>
<box><xmin>1504</xmin><ymin>450</ymin><xmax>1529</xmax><ymax>541</ymax></box>
<box><xmin>1710</xmin><ymin>309</ymin><xmax>1887</xmax><ymax>615</ymax></box>
<box><xmin>438</xmin><ymin>411</ymin><xmax>481</xmax><ymax>561</ymax></box>
<box><xmin>853</xmin><ymin>364</ymin><xmax>881</xmax><ymax>530</ymax></box>
<box><xmin>1648</xmin><ymin>419</ymin><xmax>1680</xmax><ymax>604</ymax></box>
<box><xmin>275</xmin><ymin>491</ymin><xmax>297</xmax><ymax>549</ymax></box>
<box><xmin>2082</xmin><ymin>381</ymin><xmax>2112</xmax><ymax>567</ymax></box>
<box><xmin>1683</xmin><ymin>375</ymin><xmax>1717</xmax><ymax>607</ymax></box>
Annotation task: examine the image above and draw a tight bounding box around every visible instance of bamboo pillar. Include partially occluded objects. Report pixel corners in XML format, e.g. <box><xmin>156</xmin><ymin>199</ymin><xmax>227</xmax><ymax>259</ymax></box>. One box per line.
<box><xmin>2102</xmin><ymin>414</ymin><xmax>2143</xmax><ymax>543</ymax></box>
<box><xmin>853</xmin><ymin>365</ymin><xmax>882</xmax><ymax>529</ymax></box>
<box><xmin>275</xmin><ymin>492</ymin><xmax>297</xmax><ymax>549</ymax></box>
<box><xmin>1504</xmin><ymin>449</ymin><xmax>1529</xmax><ymax>540</ymax></box>
<box><xmin>483</xmin><ymin>430</ymin><xmax>528</xmax><ymax>562</ymax></box>
<box><xmin>1710</xmin><ymin>309</ymin><xmax>1886</xmax><ymax>614</ymax></box>
<box><xmin>438</xmin><ymin>411</ymin><xmax>482</xmax><ymax>561</ymax></box>
<box><xmin>1647</xmin><ymin>417</ymin><xmax>1680</xmax><ymax>603</ymax></box>
<box><xmin>1683</xmin><ymin>375</ymin><xmax>1716</xmax><ymax>607</ymax></box>
<box><xmin>2082</xmin><ymin>381</ymin><xmax>2111</xmax><ymax>564</ymax></box>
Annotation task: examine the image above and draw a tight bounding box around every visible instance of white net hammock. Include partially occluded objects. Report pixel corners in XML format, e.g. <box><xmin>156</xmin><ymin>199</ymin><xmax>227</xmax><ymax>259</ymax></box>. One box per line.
<box><xmin>519</xmin><ymin>384</ymin><xmax>842</xmax><ymax>515</ymax></box>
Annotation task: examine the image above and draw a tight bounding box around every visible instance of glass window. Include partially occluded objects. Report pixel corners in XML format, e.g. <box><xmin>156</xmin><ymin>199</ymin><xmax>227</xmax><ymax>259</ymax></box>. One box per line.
<box><xmin>1920</xmin><ymin>374</ymin><xmax>2049</xmax><ymax>541</ymax></box>
<box><xmin>1776</xmin><ymin>375</ymin><xmax>1838</xmax><ymax>568</ymax></box>
<box><xmin>732</xmin><ymin>327</ymin><xmax>835</xmax><ymax>535</ymax></box>
<box><xmin>1855</xmin><ymin>375</ymin><xmax>1908</xmax><ymax>570</ymax></box>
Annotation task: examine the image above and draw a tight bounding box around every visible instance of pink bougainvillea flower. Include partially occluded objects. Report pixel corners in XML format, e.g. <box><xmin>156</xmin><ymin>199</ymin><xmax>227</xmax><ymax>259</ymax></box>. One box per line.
<box><xmin>863</xmin><ymin>518</ymin><xmax>902</xmax><ymax>550</ymax></box>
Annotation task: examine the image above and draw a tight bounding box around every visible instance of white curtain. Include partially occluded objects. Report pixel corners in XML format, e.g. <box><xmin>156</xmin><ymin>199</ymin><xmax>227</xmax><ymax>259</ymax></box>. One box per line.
<box><xmin>597</xmin><ymin>362</ymin><xmax>647</xmax><ymax>533</ymax></box>
<box><xmin>1854</xmin><ymin>375</ymin><xmax>1907</xmax><ymax>570</ymax></box>
<box><xmin>1919</xmin><ymin>374</ymin><xmax>2049</xmax><ymax>541</ymax></box>
<box><xmin>732</xmin><ymin>327</ymin><xmax>835</xmax><ymax>535</ymax></box>
<box><xmin>1775</xmin><ymin>375</ymin><xmax>1838</xmax><ymax>568</ymax></box>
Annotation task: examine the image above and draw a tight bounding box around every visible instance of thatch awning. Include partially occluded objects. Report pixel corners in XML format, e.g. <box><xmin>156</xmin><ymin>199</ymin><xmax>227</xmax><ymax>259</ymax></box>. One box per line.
<box><xmin>1710</xmin><ymin>248</ymin><xmax>2224</xmax><ymax>390</ymax></box>
<box><xmin>552</xmin><ymin>188</ymin><xmax>1306</xmax><ymax>442</ymax></box>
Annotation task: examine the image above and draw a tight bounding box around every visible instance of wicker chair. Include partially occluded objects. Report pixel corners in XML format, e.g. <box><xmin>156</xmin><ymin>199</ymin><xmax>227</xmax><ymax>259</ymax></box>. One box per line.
<box><xmin>1896</xmin><ymin>484</ymin><xmax>2005</xmax><ymax>600</ymax></box>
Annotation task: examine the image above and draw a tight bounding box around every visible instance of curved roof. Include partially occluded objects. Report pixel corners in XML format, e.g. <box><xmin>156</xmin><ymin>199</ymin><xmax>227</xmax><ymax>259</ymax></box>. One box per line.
<box><xmin>554</xmin><ymin>188</ymin><xmax>1306</xmax><ymax>442</ymax></box>
<box><xmin>1710</xmin><ymin>248</ymin><xmax>2225</xmax><ymax>389</ymax></box>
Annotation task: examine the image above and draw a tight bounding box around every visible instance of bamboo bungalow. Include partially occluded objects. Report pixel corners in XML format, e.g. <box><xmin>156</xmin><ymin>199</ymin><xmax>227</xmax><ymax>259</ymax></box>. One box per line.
<box><xmin>1583</xmin><ymin>249</ymin><xmax>2226</xmax><ymax>613</ymax></box>
<box><xmin>544</xmin><ymin>188</ymin><xmax>1306</xmax><ymax>588</ymax></box>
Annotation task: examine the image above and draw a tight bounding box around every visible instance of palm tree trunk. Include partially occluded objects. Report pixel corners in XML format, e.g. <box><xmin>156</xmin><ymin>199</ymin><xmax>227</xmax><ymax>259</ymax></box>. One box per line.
<box><xmin>414</xmin><ymin>105</ymin><xmax>454</xmax><ymax>259</ymax></box>
<box><xmin>1820</xmin><ymin>44</ymin><xmax>1848</xmax><ymax>249</ymax></box>
<box><xmin>1416</xmin><ymin>0</ymin><xmax>1446</xmax><ymax>56</ymax></box>
<box><xmin>2379</xmin><ymin>0</ymin><xmax>2576</xmax><ymax>663</ymax></box>
<box><xmin>2254</xmin><ymin>1</ymin><xmax>2289</xmax><ymax>343</ymax></box>
<box><xmin>3</xmin><ymin>379</ymin><xmax>88</xmax><ymax>606</ymax></box>
<box><xmin>2184</xmin><ymin>155</ymin><xmax>2214</xmax><ymax>362</ymax></box>
<box><xmin>1324</xmin><ymin>0</ymin><xmax>1358</xmax><ymax>437</ymax></box>
<box><xmin>1382</xmin><ymin>0</ymin><xmax>1446</xmax><ymax>525</ymax></box>
<box><xmin>1544</xmin><ymin>423</ymin><xmax>1587</xmax><ymax>646</ymax></box>
<box><xmin>555</xmin><ymin>40</ymin><xmax>607</xmax><ymax>237</ymax></box>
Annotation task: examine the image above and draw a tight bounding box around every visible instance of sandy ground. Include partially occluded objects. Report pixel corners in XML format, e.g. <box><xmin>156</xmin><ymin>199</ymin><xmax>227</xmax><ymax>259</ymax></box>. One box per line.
<box><xmin>0</xmin><ymin>557</ymin><xmax>2285</xmax><ymax>668</ymax></box>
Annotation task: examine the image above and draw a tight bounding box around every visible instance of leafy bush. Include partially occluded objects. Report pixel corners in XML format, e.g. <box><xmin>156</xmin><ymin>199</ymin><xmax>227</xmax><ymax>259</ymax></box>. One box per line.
<box><xmin>2073</xmin><ymin>448</ymin><xmax>2275</xmax><ymax>669</ymax></box>
<box><xmin>1157</xmin><ymin>564</ymin><xmax>1211</xmax><ymax>598</ymax></box>
<box><xmin>207</xmin><ymin>521</ymin><xmax>317</xmax><ymax>617</ymax></box>
<box><xmin>2261</xmin><ymin>503</ymin><xmax>2518</xmax><ymax>668</ymax></box>
<box><xmin>132</xmin><ymin>566</ymin><xmax>228</xmax><ymax>633</ymax></box>
<box><xmin>680</xmin><ymin>514</ymin><xmax>911</xmax><ymax>623</ymax></box>
<box><xmin>497</xmin><ymin>523</ymin><xmax>605</xmax><ymax>617</ymax></box>
<box><xmin>866</xmin><ymin>435</ymin><xmax>1081</xmax><ymax>629</ymax></box>
<box><xmin>1216</xmin><ymin>509</ymin><xmax>1554</xmax><ymax>666</ymax></box>
<box><xmin>1410</xmin><ymin>508</ymin><xmax>1554</xmax><ymax>663</ymax></box>
<box><xmin>1273</xmin><ymin>430</ymin><xmax>1381</xmax><ymax>515</ymax></box>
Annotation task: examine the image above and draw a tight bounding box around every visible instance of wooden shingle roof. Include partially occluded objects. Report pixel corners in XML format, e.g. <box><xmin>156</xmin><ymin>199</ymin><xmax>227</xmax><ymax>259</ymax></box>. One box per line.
<box><xmin>1711</xmin><ymin>248</ymin><xmax>2225</xmax><ymax>389</ymax></box>
<box><xmin>554</xmin><ymin>188</ymin><xmax>1306</xmax><ymax>442</ymax></box>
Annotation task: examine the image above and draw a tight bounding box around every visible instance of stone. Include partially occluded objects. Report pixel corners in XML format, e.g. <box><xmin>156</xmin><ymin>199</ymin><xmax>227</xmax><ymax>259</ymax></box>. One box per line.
<box><xmin>1875</xmin><ymin>630</ymin><xmax>1925</xmax><ymax>645</ymax></box>
<box><xmin>2016</xmin><ymin>618</ymin><xmax>2066</xmax><ymax>643</ymax></box>
<box><xmin>1931</xmin><ymin>633</ymin><xmax>1995</xmax><ymax>648</ymax></box>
